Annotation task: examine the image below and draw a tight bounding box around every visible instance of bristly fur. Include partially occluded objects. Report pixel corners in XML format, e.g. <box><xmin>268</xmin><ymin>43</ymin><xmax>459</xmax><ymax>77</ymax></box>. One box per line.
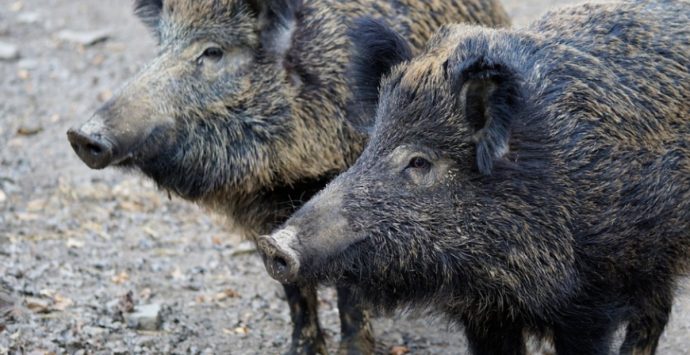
<box><xmin>271</xmin><ymin>1</ymin><xmax>690</xmax><ymax>354</ymax></box>
<box><xmin>451</xmin><ymin>57</ymin><xmax>524</xmax><ymax>175</ymax></box>
<box><xmin>134</xmin><ymin>0</ymin><xmax>163</xmax><ymax>35</ymax></box>
<box><xmin>347</xmin><ymin>17</ymin><xmax>413</xmax><ymax>130</ymax></box>
<box><xmin>75</xmin><ymin>0</ymin><xmax>511</xmax><ymax>354</ymax></box>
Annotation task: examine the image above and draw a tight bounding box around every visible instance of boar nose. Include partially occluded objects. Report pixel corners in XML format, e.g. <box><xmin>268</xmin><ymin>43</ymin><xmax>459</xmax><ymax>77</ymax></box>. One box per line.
<box><xmin>66</xmin><ymin>128</ymin><xmax>114</xmax><ymax>170</ymax></box>
<box><xmin>257</xmin><ymin>229</ymin><xmax>301</xmax><ymax>284</ymax></box>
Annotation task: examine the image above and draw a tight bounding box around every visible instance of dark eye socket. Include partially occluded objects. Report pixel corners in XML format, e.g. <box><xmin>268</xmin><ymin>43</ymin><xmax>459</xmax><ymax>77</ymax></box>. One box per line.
<box><xmin>408</xmin><ymin>156</ymin><xmax>431</xmax><ymax>170</ymax></box>
<box><xmin>198</xmin><ymin>47</ymin><xmax>224</xmax><ymax>64</ymax></box>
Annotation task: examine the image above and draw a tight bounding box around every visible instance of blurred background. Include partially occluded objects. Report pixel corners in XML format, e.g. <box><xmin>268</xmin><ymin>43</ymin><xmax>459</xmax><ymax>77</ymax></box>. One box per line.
<box><xmin>0</xmin><ymin>0</ymin><xmax>688</xmax><ymax>353</ymax></box>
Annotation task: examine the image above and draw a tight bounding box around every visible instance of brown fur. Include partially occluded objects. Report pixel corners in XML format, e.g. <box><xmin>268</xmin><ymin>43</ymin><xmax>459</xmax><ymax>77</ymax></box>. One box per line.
<box><xmin>67</xmin><ymin>0</ymin><xmax>509</xmax><ymax>353</ymax></box>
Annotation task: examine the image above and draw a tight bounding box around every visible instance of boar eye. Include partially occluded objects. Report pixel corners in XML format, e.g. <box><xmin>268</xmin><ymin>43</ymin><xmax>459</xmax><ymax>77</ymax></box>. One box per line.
<box><xmin>407</xmin><ymin>157</ymin><xmax>431</xmax><ymax>171</ymax></box>
<box><xmin>197</xmin><ymin>46</ymin><xmax>224</xmax><ymax>65</ymax></box>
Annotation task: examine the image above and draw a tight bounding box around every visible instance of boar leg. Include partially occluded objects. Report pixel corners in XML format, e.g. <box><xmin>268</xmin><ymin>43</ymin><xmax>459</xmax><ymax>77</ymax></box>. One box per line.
<box><xmin>552</xmin><ymin>314</ymin><xmax>616</xmax><ymax>355</ymax></box>
<box><xmin>619</xmin><ymin>291</ymin><xmax>672</xmax><ymax>355</ymax></box>
<box><xmin>336</xmin><ymin>287</ymin><xmax>375</xmax><ymax>354</ymax></box>
<box><xmin>464</xmin><ymin>316</ymin><xmax>525</xmax><ymax>355</ymax></box>
<box><xmin>284</xmin><ymin>284</ymin><xmax>328</xmax><ymax>355</ymax></box>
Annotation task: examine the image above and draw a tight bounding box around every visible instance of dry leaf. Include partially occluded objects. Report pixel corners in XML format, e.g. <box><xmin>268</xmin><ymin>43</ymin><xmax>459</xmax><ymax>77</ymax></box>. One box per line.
<box><xmin>234</xmin><ymin>326</ymin><xmax>249</xmax><ymax>335</ymax></box>
<box><xmin>214</xmin><ymin>289</ymin><xmax>240</xmax><ymax>302</ymax></box>
<box><xmin>25</xmin><ymin>297</ymin><xmax>52</xmax><ymax>314</ymax></box>
<box><xmin>170</xmin><ymin>268</ymin><xmax>184</xmax><ymax>280</ymax></box>
<box><xmin>91</xmin><ymin>54</ymin><xmax>105</xmax><ymax>66</ymax></box>
<box><xmin>139</xmin><ymin>288</ymin><xmax>152</xmax><ymax>302</ymax></box>
<box><xmin>195</xmin><ymin>294</ymin><xmax>206</xmax><ymax>304</ymax></box>
<box><xmin>112</xmin><ymin>271</ymin><xmax>129</xmax><ymax>285</ymax></box>
<box><xmin>16</xmin><ymin>125</ymin><xmax>42</xmax><ymax>136</ymax></box>
<box><xmin>390</xmin><ymin>346</ymin><xmax>410</xmax><ymax>355</ymax></box>
<box><xmin>143</xmin><ymin>226</ymin><xmax>158</xmax><ymax>239</ymax></box>
<box><xmin>53</xmin><ymin>294</ymin><xmax>73</xmax><ymax>311</ymax></box>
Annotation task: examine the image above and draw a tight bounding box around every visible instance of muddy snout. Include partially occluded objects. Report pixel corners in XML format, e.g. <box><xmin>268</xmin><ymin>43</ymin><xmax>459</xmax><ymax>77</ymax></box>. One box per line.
<box><xmin>257</xmin><ymin>228</ymin><xmax>301</xmax><ymax>284</ymax></box>
<box><xmin>67</xmin><ymin>123</ymin><xmax>115</xmax><ymax>170</ymax></box>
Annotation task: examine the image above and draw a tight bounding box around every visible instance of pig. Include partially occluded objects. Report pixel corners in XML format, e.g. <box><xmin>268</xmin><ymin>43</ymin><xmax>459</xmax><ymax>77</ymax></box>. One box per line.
<box><xmin>66</xmin><ymin>0</ymin><xmax>510</xmax><ymax>353</ymax></box>
<box><xmin>257</xmin><ymin>1</ymin><xmax>690</xmax><ymax>354</ymax></box>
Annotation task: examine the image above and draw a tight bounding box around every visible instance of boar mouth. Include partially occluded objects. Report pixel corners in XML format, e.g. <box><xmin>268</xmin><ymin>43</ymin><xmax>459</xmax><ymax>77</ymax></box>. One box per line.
<box><xmin>306</xmin><ymin>237</ymin><xmax>372</xmax><ymax>285</ymax></box>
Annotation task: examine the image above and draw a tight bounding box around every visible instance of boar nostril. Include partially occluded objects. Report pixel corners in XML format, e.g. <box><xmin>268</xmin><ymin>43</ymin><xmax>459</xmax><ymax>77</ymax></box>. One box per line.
<box><xmin>67</xmin><ymin>128</ymin><xmax>115</xmax><ymax>169</ymax></box>
<box><xmin>273</xmin><ymin>256</ymin><xmax>289</xmax><ymax>274</ymax></box>
<box><xmin>86</xmin><ymin>142</ymin><xmax>104</xmax><ymax>155</ymax></box>
<box><xmin>258</xmin><ymin>235</ymin><xmax>300</xmax><ymax>283</ymax></box>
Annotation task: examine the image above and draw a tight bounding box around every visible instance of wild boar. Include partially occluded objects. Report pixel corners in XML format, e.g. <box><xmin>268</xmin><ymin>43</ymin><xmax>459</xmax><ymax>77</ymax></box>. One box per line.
<box><xmin>66</xmin><ymin>0</ymin><xmax>510</xmax><ymax>353</ymax></box>
<box><xmin>258</xmin><ymin>1</ymin><xmax>690</xmax><ymax>354</ymax></box>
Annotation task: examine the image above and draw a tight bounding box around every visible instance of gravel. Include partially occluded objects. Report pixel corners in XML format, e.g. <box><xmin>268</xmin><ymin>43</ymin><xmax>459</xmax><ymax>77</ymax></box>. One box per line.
<box><xmin>1</xmin><ymin>0</ymin><xmax>688</xmax><ymax>354</ymax></box>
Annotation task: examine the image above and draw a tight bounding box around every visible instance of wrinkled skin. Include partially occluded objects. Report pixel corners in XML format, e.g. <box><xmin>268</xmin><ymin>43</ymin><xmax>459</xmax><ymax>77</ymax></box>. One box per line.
<box><xmin>259</xmin><ymin>1</ymin><xmax>690</xmax><ymax>354</ymax></box>
<box><xmin>66</xmin><ymin>0</ymin><xmax>510</xmax><ymax>354</ymax></box>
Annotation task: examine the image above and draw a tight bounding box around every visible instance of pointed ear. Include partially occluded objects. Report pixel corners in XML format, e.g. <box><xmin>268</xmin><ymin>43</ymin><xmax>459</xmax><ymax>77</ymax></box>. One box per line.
<box><xmin>347</xmin><ymin>18</ymin><xmax>413</xmax><ymax>126</ymax></box>
<box><xmin>451</xmin><ymin>57</ymin><xmax>522</xmax><ymax>175</ymax></box>
<box><xmin>247</xmin><ymin>0</ymin><xmax>303</xmax><ymax>58</ymax></box>
<box><xmin>134</xmin><ymin>0</ymin><xmax>163</xmax><ymax>36</ymax></box>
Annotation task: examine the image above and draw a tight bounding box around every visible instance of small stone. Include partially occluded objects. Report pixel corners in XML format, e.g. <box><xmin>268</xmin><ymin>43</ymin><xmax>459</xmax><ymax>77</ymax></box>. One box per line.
<box><xmin>57</xmin><ymin>29</ymin><xmax>110</xmax><ymax>46</ymax></box>
<box><xmin>97</xmin><ymin>90</ymin><xmax>113</xmax><ymax>103</ymax></box>
<box><xmin>17</xmin><ymin>69</ymin><xmax>29</xmax><ymax>80</ymax></box>
<box><xmin>65</xmin><ymin>239</ymin><xmax>84</xmax><ymax>249</ymax></box>
<box><xmin>125</xmin><ymin>304</ymin><xmax>161</xmax><ymax>331</ymax></box>
<box><xmin>111</xmin><ymin>347</ymin><xmax>129</xmax><ymax>355</ymax></box>
<box><xmin>0</xmin><ymin>42</ymin><xmax>19</xmax><ymax>61</ymax></box>
<box><xmin>0</xmin><ymin>190</ymin><xmax>6</xmax><ymax>203</ymax></box>
<box><xmin>17</xmin><ymin>12</ymin><xmax>40</xmax><ymax>24</ymax></box>
<box><xmin>17</xmin><ymin>58</ymin><xmax>40</xmax><ymax>70</ymax></box>
<box><xmin>82</xmin><ymin>326</ymin><xmax>107</xmax><ymax>337</ymax></box>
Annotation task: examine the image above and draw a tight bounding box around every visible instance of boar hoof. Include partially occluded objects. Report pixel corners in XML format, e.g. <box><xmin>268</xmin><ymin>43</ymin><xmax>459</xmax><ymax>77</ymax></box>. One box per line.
<box><xmin>287</xmin><ymin>337</ymin><xmax>328</xmax><ymax>355</ymax></box>
<box><xmin>337</xmin><ymin>334</ymin><xmax>375</xmax><ymax>355</ymax></box>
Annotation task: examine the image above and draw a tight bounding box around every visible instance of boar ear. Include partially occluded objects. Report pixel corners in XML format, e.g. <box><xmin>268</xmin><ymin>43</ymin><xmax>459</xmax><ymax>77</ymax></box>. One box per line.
<box><xmin>451</xmin><ymin>57</ymin><xmax>522</xmax><ymax>175</ymax></box>
<box><xmin>134</xmin><ymin>0</ymin><xmax>163</xmax><ymax>35</ymax></box>
<box><xmin>347</xmin><ymin>18</ymin><xmax>413</xmax><ymax>123</ymax></box>
<box><xmin>246</xmin><ymin>0</ymin><xmax>302</xmax><ymax>58</ymax></box>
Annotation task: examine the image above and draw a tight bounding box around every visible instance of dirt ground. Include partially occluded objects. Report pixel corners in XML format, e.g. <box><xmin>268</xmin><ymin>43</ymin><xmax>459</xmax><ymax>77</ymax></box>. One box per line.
<box><xmin>0</xmin><ymin>0</ymin><xmax>688</xmax><ymax>354</ymax></box>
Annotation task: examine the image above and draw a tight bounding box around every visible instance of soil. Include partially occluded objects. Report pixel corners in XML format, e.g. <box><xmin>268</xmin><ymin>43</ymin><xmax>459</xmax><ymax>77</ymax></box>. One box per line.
<box><xmin>0</xmin><ymin>0</ymin><xmax>688</xmax><ymax>354</ymax></box>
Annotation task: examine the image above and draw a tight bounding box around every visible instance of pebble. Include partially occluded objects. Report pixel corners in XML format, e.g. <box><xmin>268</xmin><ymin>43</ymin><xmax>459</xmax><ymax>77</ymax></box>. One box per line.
<box><xmin>125</xmin><ymin>304</ymin><xmax>162</xmax><ymax>331</ymax></box>
<box><xmin>57</xmin><ymin>29</ymin><xmax>110</xmax><ymax>46</ymax></box>
<box><xmin>0</xmin><ymin>42</ymin><xmax>19</xmax><ymax>61</ymax></box>
<box><xmin>17</xmin><ymin>58</ymin><xmax>40</xmax><ymax>70</ymax></box>
<box><xmin>17</xmin><ymin>12</ymin><xmax>40</xmax><ymax>24</ymax></box>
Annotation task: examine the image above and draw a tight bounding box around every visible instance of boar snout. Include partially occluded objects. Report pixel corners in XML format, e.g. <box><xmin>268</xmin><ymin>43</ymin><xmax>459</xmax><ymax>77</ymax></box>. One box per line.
<box><xmin>67</xmin><ymin>117</ymin><xmax>117</xmax><ymax>170</ymax></box>
<box><xmin>258</xmin><ymin>227</ymin><xmax>301</xmax><ymax>284</ymax></box>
